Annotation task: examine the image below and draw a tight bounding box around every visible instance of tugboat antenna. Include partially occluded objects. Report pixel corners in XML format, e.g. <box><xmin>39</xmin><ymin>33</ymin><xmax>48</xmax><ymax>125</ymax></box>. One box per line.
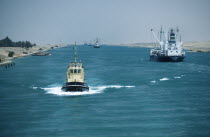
<box><xmin>74</xmin><ymin>42</ymin><xmax>77</xmax><ymax>63</ymax></box>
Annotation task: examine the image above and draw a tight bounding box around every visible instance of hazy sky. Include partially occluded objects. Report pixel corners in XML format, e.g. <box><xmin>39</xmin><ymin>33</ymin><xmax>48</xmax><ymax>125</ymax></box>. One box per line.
<box><xmin>0</xmin><ymin>0</ymin><xmax>210</xmax><ymax>44</ymax></box>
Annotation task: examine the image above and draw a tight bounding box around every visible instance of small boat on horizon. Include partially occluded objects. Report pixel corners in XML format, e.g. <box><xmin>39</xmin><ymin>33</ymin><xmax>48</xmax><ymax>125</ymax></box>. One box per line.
<box><xmin>88</xmin><ymin>43</ymin><xmax>92</xmax><ymax>46</ymax></box>
<box><xmin>84</xmin><ymin>41</ymin><xmax>88</xmax><ymax>46</ymax></box>
<box><xmin>93</xmin><ymin>38</ymin><xmax>100</xmax><ymax>48</ymax></box>
<box><xmin>32</xmin><ymin>52</ymin><xmax>51</xmax><ymax>56</ymax></box>
<box><xmin>61</xmin><ymin>43</ymin><xmax>89</xmax><ymax>92</ymax></box>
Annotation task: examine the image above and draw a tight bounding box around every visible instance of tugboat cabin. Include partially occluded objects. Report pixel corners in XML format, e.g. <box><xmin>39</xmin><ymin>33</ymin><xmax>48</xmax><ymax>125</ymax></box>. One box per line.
<box><xmin>67</xmin><ymin>62</ymin><xmax>84</xmax><ymax>83</ymax></box>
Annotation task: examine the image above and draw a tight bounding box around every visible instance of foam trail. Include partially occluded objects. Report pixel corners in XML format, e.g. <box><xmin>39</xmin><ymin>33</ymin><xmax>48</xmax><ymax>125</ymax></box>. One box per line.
<box><xmin>160</xmin><ymin>78</ymin><xmax>169</xmax><ymax>81</ymax></box>
<box><xmin>174</xmin><ymin>74</ymin><xmax>186</xmax><ymax>79</ymax></box>
<box><xmin>42</xmin><ymin>85</ymin><xmax>135</xmax><ymax>96</ymax></box>
<box><xmin>32</xmin><ymin>87</ymin><xmax>38</xmax><ymax>89</ymax></box>
<box><xmin>174</xmin><ymin>76</ymin><xmax>181</xmax><ymax>79</ymax></box>
<box><xmin>150</xmin><ymin>80</ymin><xmax>156</xmax><ymax>83</ymax></box>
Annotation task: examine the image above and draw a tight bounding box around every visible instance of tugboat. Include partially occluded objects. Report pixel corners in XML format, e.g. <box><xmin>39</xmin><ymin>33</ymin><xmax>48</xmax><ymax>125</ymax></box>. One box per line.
<box><xmin>61</xmin><ymin>43</ymin><xmax>89</xmax><ymax>92</ymax></box>
<box><xmin>93</xmin><ymin>38</ymin><xmax>100</xmax><ymax>48</ymax></box>
<box><xmin>150</xmin><ymin>26</ymin><xmax>185</xmax><ymax>62</ymax></box>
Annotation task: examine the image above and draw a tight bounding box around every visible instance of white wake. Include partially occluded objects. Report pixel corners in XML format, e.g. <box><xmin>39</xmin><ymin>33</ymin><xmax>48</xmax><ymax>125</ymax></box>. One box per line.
<box><xmin>159</xmin><ymin>78</ymin><xmax>170</xmax><ymax>81</ymax></box>
<box><xmin>41</xmin><ymin>85</ymin><xmax>135</xmax><ymax>96</ymax></box>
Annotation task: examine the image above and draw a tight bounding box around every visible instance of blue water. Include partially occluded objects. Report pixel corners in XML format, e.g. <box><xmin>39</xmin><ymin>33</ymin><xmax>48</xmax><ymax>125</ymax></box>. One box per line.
<box><xmin>1</xmin><ymin>45</ymin><xmax>210</xmax><ymax>137</ymax></box>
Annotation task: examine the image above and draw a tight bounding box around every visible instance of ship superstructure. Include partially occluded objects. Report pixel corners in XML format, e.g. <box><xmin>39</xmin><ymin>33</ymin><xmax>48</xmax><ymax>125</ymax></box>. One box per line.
<box><xmin>62</xmin><ymin>43</ymin><xmax>89</xmax><ymax>92</ymax></box>
<box><xmin>150</xmin><ymin>26</ymin><xmax>185</xmax><ymax>62</ymax></box>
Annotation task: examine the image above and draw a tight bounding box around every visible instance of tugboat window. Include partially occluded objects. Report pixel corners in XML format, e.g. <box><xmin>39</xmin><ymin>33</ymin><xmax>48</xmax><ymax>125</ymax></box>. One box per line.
<box><xmin>78</xmin><ymin>69</ymin><xmax>81</xmax><ymax>73</ymax></box>
<box><xmin>70</xmin><ymin>69</ymin><xmax>73</xmax><ymax>73</ymax></box>
<box><xmin>74</xmin><ymin>69</ymin><xmax>77</xmax><ymax>73</ymax></box>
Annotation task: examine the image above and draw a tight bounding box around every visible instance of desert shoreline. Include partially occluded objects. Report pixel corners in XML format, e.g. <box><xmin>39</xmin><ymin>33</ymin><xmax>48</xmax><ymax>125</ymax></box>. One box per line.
<box><xmin>0</xmin><ymin>44</ymin><xmax>69</xmax><ymax>64</ymax></box>
<box><xmin>118</xmin><ymin>41</ymin><xmax>210</xmax><ymax>52</ymax></box>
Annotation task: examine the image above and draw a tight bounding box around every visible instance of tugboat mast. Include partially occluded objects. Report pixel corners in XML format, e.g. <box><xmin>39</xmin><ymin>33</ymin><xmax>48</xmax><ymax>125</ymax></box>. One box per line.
<box><xmin>73</xmin><ymin>42</ymin><xmax>77</xmax><ymax>63</ymax></box>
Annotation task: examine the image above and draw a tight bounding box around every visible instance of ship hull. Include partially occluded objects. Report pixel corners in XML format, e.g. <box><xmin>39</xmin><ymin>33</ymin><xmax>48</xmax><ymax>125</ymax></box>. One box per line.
<box><xmin>150</xmin><ymin>55</ymin><xmax>185</xmax><ymax>62</ymax></box>
<box><xmin>61</xmin><ymin>82</ymin><xmax>89</xmax><ymax>92</ymax></box>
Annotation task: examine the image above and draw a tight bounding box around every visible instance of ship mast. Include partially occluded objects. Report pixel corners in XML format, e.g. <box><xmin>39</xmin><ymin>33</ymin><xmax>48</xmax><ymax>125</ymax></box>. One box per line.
<box><xmin>151</xmin><ymin>29</ymin><xmax>161</xmax><ymax>44</ymax></box>
<box><xmin>96</xmin><ymin>38</ymin><xmax>99</xmax><ymax>44</ymax></box>
<box><xmin>73</xmin><ymin>42</ymin><xmax>77</xmax><ymax>63</ymax></box>
<box><xmin>160</xmin><ymin>25</ymin><xmax>163</xmax><ymax>42</ymax></box>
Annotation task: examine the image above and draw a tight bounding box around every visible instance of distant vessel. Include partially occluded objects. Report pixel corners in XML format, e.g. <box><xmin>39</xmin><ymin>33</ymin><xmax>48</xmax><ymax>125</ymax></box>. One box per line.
<box><xmin>150</xmin><ymin>26</ymin><xmax>185</xmax><ymax>62</ymax></box>
<box><xmin>84</xmin><ymin>41</ymin><xmax>88</xmax><ymax>46</ymax></box>
<box><xmin>32</xmin><ymin>52</ymin><xmax>51</xmax><ymax>56</ymax></box>
<box><xmin>88</xmin><ymin>43</ymin><xmax>92</xmax><ymax>46</ymax></box>
<box><xmin>93</xmin><ymin>38</ymin><xmax>100</xmax><ymax>48</ymax></box>
<box><xmin>62</xmin><ymin>43</ymin><xmax>89</xmax><ymax>92</ymax></box>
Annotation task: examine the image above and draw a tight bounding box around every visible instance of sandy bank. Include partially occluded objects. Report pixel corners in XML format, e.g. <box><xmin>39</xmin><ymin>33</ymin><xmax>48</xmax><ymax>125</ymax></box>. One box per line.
<box><xmin>183</xmin><ymin>41</ymin><xmax>210</xmax><ymax>52</ymax></box>
<box><xmin>0</xmin><ymin>44</ymin><xmax>68</xmax><ymax>62</ymax></box>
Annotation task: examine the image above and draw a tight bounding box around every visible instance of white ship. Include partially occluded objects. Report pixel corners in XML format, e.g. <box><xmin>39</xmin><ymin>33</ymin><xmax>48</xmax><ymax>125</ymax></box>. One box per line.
<box><xmin>150</xmin><ymin>26</ymin><xmax>185</xmax><ymax>62</ymax></box>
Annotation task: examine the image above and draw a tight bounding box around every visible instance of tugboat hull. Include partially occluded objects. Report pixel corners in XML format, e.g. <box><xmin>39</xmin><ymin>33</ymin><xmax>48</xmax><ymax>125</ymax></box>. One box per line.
<box><xmin>62</xmin><ymin>82</ymin><xmax>89</xmax><ymax>92</ymax></box>
<box><xmin>150</xmin><ymin>55</ymin><xmax>185</xmax><ymax>62</ymax></box>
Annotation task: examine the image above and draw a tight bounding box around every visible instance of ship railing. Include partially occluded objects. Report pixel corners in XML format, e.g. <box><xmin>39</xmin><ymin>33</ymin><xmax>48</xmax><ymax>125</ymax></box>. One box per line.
<box><xmin>69</xmin><ymin>62</ymin><xmax>82</xmax><ymax>67</ymax></box>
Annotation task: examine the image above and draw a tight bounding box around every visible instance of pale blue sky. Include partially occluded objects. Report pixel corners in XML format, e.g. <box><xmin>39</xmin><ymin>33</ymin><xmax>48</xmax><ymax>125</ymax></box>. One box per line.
<box><xmin>0</xmin><ymin>0</ymin><xmax>210</xmax><ymax>44</ymax></box>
